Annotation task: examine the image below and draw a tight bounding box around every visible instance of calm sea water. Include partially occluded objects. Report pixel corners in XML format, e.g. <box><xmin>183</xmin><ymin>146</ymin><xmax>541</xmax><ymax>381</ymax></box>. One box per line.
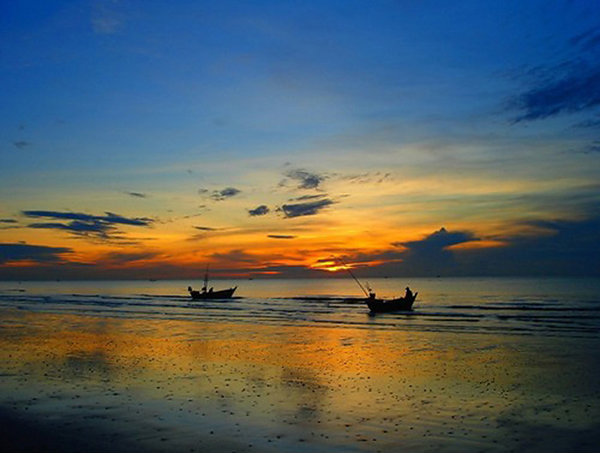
<box><xmin>1</xmin><ymin>277</ymin><xmax>599</xmax><ymax>338</ymax></box>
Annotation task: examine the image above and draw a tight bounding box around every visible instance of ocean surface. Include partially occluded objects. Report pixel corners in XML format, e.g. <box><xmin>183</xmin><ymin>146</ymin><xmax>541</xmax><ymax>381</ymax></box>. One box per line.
<box><xmin>2</xmin><ymin>277</ymin><xmax>600</xmax><ymax>452</ymax></box>
<box><xmin>1</xmin><ymin>277</ymin><xmax>599</xmax><ymax>338</ymax></box>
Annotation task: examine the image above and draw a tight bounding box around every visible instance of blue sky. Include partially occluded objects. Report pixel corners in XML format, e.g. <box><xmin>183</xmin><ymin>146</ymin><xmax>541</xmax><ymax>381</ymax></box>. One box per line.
<box><xmin>1</xmin><ymin>0</ymin><xmax>599</xmax><ymax>278</ymax></box>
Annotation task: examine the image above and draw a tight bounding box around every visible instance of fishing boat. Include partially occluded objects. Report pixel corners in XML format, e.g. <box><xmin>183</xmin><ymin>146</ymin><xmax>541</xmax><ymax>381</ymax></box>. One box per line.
<box><xmin>188</xmin><ymin>266</ymin><xmax>237</xmax><ymax>300</ymax></box>
<box><xmin>365</xmin><ymin>291</ymin><xmax>418</xmax><ymax>313</ymax></box>
<box><xmin>338</xmin><ymin>257</ymin><xmax>417</xmax><ymax>313</ymax></box>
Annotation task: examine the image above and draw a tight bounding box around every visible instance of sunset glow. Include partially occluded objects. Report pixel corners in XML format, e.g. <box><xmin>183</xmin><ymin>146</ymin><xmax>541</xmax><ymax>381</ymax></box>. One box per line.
<box><xmin>1</xmin><ymin>1</ymin><xmax>599</xmax><ymax>279</ymax></box>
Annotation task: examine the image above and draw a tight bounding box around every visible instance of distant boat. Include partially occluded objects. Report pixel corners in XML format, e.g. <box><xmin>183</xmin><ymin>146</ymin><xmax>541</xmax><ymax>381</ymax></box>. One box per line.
<box><xmin>188</xmin><ymin>286</ymin><xmax>237</xmax><ymax>299</ymax></box>
<box><xmin>188</xmin><ymin>265</ymin><xmax>237</xmax><ymax>300</ymax></box>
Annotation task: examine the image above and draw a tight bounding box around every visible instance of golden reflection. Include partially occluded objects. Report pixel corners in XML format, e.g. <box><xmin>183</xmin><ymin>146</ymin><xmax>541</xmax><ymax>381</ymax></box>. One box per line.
<box><xmin>1</xmin><ymin>308</ymin><xmax>599</xmax><ymax>452</ymax></box>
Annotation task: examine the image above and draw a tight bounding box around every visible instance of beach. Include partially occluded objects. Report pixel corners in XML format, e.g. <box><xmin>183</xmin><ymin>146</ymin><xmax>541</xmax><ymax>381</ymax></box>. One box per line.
<box><xmin>1</xmin><ymin>278</ymin><xmax>599</xmax><ymax>452</ymax></box>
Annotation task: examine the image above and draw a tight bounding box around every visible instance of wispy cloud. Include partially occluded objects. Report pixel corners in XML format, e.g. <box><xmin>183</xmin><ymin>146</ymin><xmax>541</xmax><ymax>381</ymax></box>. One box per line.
<box><xmin>248</xmin><ymin>205</ymin><xmax>270</xmax><ymax>216</ymax></box>
<box><xmin>102</xmin><ymin>251</ymin><xmax>159</xmax><ymax>265</ymax></box>
<box><xmin>283</xmin><ymin>169</ymin><xmax>325</xmax><ymax>190</ymax></box>
<box><xmin>511</xmin><ymin>29</ymin><xmax>600</xmax><ymax>123</ymax></box>
<box><xmin>22</xmin><ymin>210</ymin><xmax>153</xmax><ymax>242</ymax></box>
<box><xmin>280</xmin><ymin>199</ymin><xmax>334</xmax><ymax>218</ymax></box>
<box><xmin>0</xmin><ymin>243</ymin><xmax>72</xmax><ymax>265</ymax></box>
<box><xmin>126</xmin><ymin>191</ymin><xmax>147</xmax><ymax>198</ymax></box>
<box><xmin>267</xmin><ymin>234</ymin><xmax>296</xmax><ymax>239</ymax></box>
<box><xmin>194</xmin><ymin>226</ymin><xmax>217</xmax><ymax>231</ymax></box>
<box><xmin>91</xmin><ymin>0</ymin><xmax>125</xmax><ymax>34</ymax></box>
<box><xmin>210</xmin><ymin>187</ymin><xmax>241</xmax><ymax>201</ymax></box>
<box><xmin>513</xmin><ymin>65</ymin><xmax>600</xmax><ymax>122</ymax></box>
<box><xmin>13</xmin><ymin>140</ymin><xmax>31</xmax><ymax>150</ymax></box>
<box><xmin>288</xmin><ymin>194</ymin><xmax>326</xmax><ymax>202</ymax></box>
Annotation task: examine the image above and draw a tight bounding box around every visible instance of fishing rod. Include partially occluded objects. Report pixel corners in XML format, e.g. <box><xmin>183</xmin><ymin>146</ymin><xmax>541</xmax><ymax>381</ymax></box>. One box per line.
<box><xmin>336</xmin><ymin>256</ymin><xmax>372</xmax><ymax>298</ymax></box>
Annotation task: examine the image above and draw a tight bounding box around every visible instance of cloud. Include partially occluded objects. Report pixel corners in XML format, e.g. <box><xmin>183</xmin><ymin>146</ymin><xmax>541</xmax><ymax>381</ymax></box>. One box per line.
<box><xmin>194</xmin><ymin>226</ymin><xmax>217</xmax><ymax>231</ymax></box>
<box><xmin>0</xmin><ymin>243</ymin><xmax>72</xmax><ymax>265</ymax></box>
<box><xmin>267</xmin><ymin>234</ymin><xmax>296</xmax><ymax>239</ymax></box>
<box><xmin>513</xmin><ymin>65</ymin><xmax>600</xmax><ymax>122</ymax></box>
<box><xmin>0</xmin><ymin>219</ymin><xmax>18</xmax><ymax>228</ymax></box>
<box><xmin>91</xmin><ymin>0</ymin><xmax>125</xmax><ymax>34</ymax></box>
<box><xmin>389</xmin><ymin>227</ymin><xmax>477</xmax><ymax>276</ymax></box>
<box><xmin>574</xmin><ymin>118</ymin><xmax>600</xmax><ymax>129</ymax></box>
<box><xmin>22</xmin><ymin>210</ymin><xmax>153</xmax><ymax>241</ymax></box>
<box><xmin>288</xmin><ymin>194</ymin><xmax>327</xmax><ymax>202</ymax></box>
<box><xmin>126</xmin><ymin>192</ymin><xmax>147</xmax><ymax>198</ymax></box>
<box><xmin>28</xmin><ymin>221</ymin><xmax>110</xmax><ymax>234</ymax></box>
<box><xmin>248</xmin><ymin>205</ymin><xmax>270</xmax><ymax>216</ymax></box>
<box><xmin>584</xmin><ymin>141</ymin><xmax>600</xmax><ymax>154</ymax></box>
<box><xmin>376</xmin><ymin>218</ymin><xmax>600</xmax><ymax>277</ymax></box>
<box><xmin>512</xmin><ymin>31</ymin><xmax>600</xmax><ymax>123</ymax></box>
<box><xmin>280</xmin><ymin>199</ymin><xmax>334</xmax><ymax>218</ymax></box>
<box><xmin>284</xmin><ymin>169</ymin><xmax>325</xmax><ymax>190</ymax></box>
<box><xmin>396</xmin><ymin>227</ymin><xmax>476</xmax><ymax>251</ymax></box>
<box><xmin>102</xmin><ymin>251</ymin><xmax>159</xmax><ymax>265</ymax></box>
<box><xmin>13</xmin><ymin>141</ymin><xmax>31</xmax><ymax>149</ymax></box>
<box><xmin>210</xmin><ymin>187</ymin><xmax>241</xmax><ymax>201</ymax></box>
<box><xmin>570</xmin><ymin>27</ymin><xmax>600</xmax><ymax>52</ymax></box>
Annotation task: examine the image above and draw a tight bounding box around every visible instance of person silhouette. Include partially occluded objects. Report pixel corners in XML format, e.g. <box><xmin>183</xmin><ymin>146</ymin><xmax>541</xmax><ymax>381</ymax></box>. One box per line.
<box><xmin>405</xmin><ymin>286</ymin><xmax>413</xmax><ymax>299</ymax></box>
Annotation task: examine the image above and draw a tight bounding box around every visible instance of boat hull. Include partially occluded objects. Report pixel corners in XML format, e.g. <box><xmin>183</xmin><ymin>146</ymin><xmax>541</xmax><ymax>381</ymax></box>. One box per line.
<box><xmin>366</xmin><ymin>292</ymin><xmax>417</xmax><ymax>313</ymax></box>
<box><xmin>189</xmin><ymin>287</ymin><xmax>237</xmax><ymax>300</ymax></box>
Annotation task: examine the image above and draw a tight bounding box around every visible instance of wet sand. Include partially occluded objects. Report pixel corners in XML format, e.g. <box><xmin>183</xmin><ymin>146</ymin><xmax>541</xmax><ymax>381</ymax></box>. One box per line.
<box><xmin>1</xmin><ymin>307</ymin><xmax>599</xmax><ymax>452</ymax></box>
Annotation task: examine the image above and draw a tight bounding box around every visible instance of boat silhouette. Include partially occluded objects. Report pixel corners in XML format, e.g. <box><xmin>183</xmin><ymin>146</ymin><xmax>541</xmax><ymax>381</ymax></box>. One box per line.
<box><xmin>188</xmin><ymin>266</ymin><xmax>237</xmax><ymax>299</ymax></box>
<box><xmin>365</xmin><ymin>291</ymin><xmax>418</xmax><ymax>313</ymax></box>
<box><xmin>337</xmin><ymin>257</ymin><xmax>417</xmax><ymax>313</ymax></box>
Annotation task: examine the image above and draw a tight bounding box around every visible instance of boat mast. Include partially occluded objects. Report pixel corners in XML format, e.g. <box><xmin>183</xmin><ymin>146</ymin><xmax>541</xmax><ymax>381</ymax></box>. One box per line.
<box><xmin>203</xmin><ymin>264</ymin><xmax>209</xmax><ymax>292</ymax></box>
<box><xmin>337</xmin><ymin>257</ymin><xmax>371</xmax><ymax>297</ymax></box>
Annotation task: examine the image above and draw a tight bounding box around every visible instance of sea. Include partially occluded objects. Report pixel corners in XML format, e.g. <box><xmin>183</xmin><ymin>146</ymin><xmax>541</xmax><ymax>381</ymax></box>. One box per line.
<box><xmin>1</xmin><ymin>277</ymin><xmax>599</xmax><ymax>338</ymax></box>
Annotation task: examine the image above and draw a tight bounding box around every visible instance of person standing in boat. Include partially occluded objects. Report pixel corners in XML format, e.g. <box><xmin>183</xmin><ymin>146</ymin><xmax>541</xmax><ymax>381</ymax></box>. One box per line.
<box><xmin>405</xmin><ymin>286</ymin><xmax>413</xmax><ymax>300</ymax></box>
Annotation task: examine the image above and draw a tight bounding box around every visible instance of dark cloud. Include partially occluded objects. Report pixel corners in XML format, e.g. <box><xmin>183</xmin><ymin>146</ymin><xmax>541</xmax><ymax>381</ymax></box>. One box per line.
<box><xmin>280</xmin><ymin>199</ymin><xmax>334</xmax><ymax>218</ymax></box>
<box><xmin>28</xmin><ymin>221</ymin><xmax>110</xmax><ymax>234</ymax></box>
<box><xmin>0</xmin><ymin>243</ymin><xmax>72</xmax><ymax>265</ymax></box>
<box><xmin>0</xmin><ymin>223</ymin><xmax>19</xmax><ymax>230</ymax></box>
<box><xmin>22</xmin><ymin>210</ymin><xmax>153</xmax><ymax>241</ymax></box>
<box><xmin>248</xmin><ymin>205</ymin><xmax>270</xmax><ymax>216</ymax></box>
<box><xmin>395</xmin><ymin>227</ymin><xmax>475</xmax><ymax>251</ymax></box>
<box><xmin>289</xmin><ymin>194</ymin><xmax>327</xmax><ymax>202</ymax></box>
<box><xmin>388</xmin><ymin>227</ymin><xmax>477</xmax><ymax>276</ymax></box>
<box><xmin>194</xmin><ymin>226</ymin><xmax>217</xmax><ymax>231</ymax></box>
<box><xmin>570</xmin><ymin>27</ymin><xmax>600</xmax><ymax>52</ymax></box>
<box><xmin>380</xmin><ymin>218</ymin><xmax>600</xmax><ymax>277</ymax></box>
<box><xmin>513</xmin><ymin>65</ymin><xmax>600</xmax><ymax>122</ymax></box>
<box><xmin>0</xmin><ymin>219</ymin><xmax>18</xmax><ymax>223</ymax></box>
<box><xmin>267</xmin><ymin>234</ymin><xmax>296</xmax><ymax>239</ymax></box>
<box><xmin>126</xmin><ymin>192</ymin><xmax>147</xmax><ymax>198</ymax></box>
<box><xmin>210</xmin><ymin>187</ymin><xmax>241</xmax><ymax>201</ymax></box>
<box><xmin>512</xmin><ymin>30</ymin><xmax>600</xmax><ymax>123</ymax></box>
<box><xmin>13</xmin><ymin>140</ymin><xmax>31</xmax><ymax>149</ymax></box>
<box><xmin>285</xmin><ymin>169</ymin><xmax>325</xmax><ymax>190</ymax></box>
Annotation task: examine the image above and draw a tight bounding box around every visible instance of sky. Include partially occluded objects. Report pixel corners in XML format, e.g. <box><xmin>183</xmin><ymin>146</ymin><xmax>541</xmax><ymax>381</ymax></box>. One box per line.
<box><xmin>1</xmin><ymin>0</ymin><xmax>599</xmax><ymax>279</ymax></box>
